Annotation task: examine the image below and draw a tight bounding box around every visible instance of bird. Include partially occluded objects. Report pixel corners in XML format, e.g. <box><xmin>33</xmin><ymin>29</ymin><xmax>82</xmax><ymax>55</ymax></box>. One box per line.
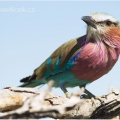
<box><xmin>19</xmin><ymin>12</ymin><xmax>120</xmax><ymax>98</ymax></box>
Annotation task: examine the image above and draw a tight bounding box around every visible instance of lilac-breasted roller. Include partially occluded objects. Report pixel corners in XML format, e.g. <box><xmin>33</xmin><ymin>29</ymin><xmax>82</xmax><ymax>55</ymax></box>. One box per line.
<box><xmin>20</xmin><ymin>13</ymin><xmax>120</xmax><ymax>98</ymax></box>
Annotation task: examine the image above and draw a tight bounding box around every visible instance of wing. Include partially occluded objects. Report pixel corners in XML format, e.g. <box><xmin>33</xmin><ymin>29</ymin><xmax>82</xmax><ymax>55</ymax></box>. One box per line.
<box><xmin>20</xmin><ymin>35</ymin><xmax>86</xmax><ymax>82</ymax></box>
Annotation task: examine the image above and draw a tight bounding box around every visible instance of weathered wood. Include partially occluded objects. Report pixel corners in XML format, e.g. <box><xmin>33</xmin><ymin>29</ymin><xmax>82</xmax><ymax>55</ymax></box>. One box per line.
<box><xmin>0</xmin><ymin>81</ymin><xmax>119</xmax><ymax>119</ymax></box>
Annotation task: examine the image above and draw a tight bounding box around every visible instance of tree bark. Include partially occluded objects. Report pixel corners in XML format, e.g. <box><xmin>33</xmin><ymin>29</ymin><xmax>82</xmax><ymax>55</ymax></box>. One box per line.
<box><xmin>0</xmin><ymin>81</ymin><xmax>120</xmax><ymax>119</ymax></box>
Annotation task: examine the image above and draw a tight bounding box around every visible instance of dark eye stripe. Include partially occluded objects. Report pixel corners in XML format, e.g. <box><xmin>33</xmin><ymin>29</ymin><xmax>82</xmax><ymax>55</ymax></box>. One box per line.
<box><xmin>96</xmin><ymin>20</ymin><xmax>118</xmax><ymax>27</ymax></box>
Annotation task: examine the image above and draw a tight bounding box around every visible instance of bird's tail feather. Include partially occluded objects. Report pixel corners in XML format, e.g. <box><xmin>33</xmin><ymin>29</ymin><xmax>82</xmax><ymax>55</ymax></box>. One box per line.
<box><xmin>19</xmin><ymin>74</ymin><xmax>45</xmax><ymax>87</ymax></box>
<box><xmin>19</xmin><ymin>79</ymin><xmax>45</xmax><ymax>87</ymax></box>
<box><xmin>19</xmin><ymin>81</ymin><xmax>43</xmax><ymax>87</ymax></box>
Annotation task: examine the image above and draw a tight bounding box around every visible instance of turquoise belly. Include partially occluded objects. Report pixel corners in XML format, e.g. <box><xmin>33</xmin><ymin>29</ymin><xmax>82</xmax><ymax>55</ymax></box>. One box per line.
<box><xmin>46</xmin><ymin>71</ymin><xmax>89</xmax><ymax>88</ymax></box>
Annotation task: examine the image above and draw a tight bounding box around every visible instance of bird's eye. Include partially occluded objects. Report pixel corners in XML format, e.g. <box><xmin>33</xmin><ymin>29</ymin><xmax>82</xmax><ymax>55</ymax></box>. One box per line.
<box><xmin>106</xmin><ymin>21</ymin><xmax>112</xmax><ymax>26</ymax></box>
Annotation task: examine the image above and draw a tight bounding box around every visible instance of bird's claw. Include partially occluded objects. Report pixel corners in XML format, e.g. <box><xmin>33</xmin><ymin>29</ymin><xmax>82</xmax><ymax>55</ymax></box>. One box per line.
<box><xmin>80</xmin><ymin>94</ymin><xmax>90</xmax><ymax>99</ymax></box>
<box><xmin>65</xmin><ymin>92</ymin><xmax>71</xmax><ymax>98</ymax></box>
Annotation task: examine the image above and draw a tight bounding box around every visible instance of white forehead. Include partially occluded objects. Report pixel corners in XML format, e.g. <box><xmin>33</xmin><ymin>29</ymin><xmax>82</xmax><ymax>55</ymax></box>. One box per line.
<box><xmin>90</xmin><ymin>13</ymin><xmax>118</xmax><ymax>23</ymax></box>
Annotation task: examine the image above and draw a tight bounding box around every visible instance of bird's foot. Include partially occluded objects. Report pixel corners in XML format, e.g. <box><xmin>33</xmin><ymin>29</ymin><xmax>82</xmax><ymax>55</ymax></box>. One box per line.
<box><xmin>60</xmin><ymin>82</ymin><xmax>71</xmax><ymax>98</ymax></box>
<box><xmin>79</xmin><ymin>85</ymin><xmax>95</xmax><ymax>99</ymax></box>
<box><xmin>80</xmin><ymin>93</ymin><xmax>90</xmax><ymax>99</ymax></box>
<box><xmin>65</xmin><ymin>92</ymin><xmax>71</xmax><ymax>98</ymax></box>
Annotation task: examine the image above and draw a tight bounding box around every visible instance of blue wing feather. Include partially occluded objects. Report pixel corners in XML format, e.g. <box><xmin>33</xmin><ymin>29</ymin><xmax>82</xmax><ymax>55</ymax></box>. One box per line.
<box><xmin>44</xmin><ymin>50</ymin><xmax>81</xmax><ymax>78</ymax></box>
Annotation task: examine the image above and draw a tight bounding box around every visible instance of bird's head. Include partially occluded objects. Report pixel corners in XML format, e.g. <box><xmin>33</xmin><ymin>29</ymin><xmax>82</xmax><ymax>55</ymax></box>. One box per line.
<box><xmin>82</xmin><ymin>13</ymin><xmax>120</xmax><ymax>47</ymax></box>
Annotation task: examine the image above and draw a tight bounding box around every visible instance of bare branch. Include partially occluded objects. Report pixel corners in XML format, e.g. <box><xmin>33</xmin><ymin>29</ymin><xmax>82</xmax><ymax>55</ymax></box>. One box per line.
<box><xmin>0</xmin><ymin>83</ymin><xmax>120</xmax><ymax>119</ymax></box>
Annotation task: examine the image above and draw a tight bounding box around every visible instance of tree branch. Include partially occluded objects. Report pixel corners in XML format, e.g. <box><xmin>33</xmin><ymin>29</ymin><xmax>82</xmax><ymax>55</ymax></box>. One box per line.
<box><xmin>0</xmin><ymin>81</ymin><xmax>120</xmax><ymax>119</ymax></box>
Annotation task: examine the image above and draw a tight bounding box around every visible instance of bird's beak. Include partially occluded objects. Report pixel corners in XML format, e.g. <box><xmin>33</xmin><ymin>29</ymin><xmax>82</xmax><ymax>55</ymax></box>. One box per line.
<box><xmin>81</xmin><ymin>16</ymin><xmax>97</xmax><ymax>29</ymax></box>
